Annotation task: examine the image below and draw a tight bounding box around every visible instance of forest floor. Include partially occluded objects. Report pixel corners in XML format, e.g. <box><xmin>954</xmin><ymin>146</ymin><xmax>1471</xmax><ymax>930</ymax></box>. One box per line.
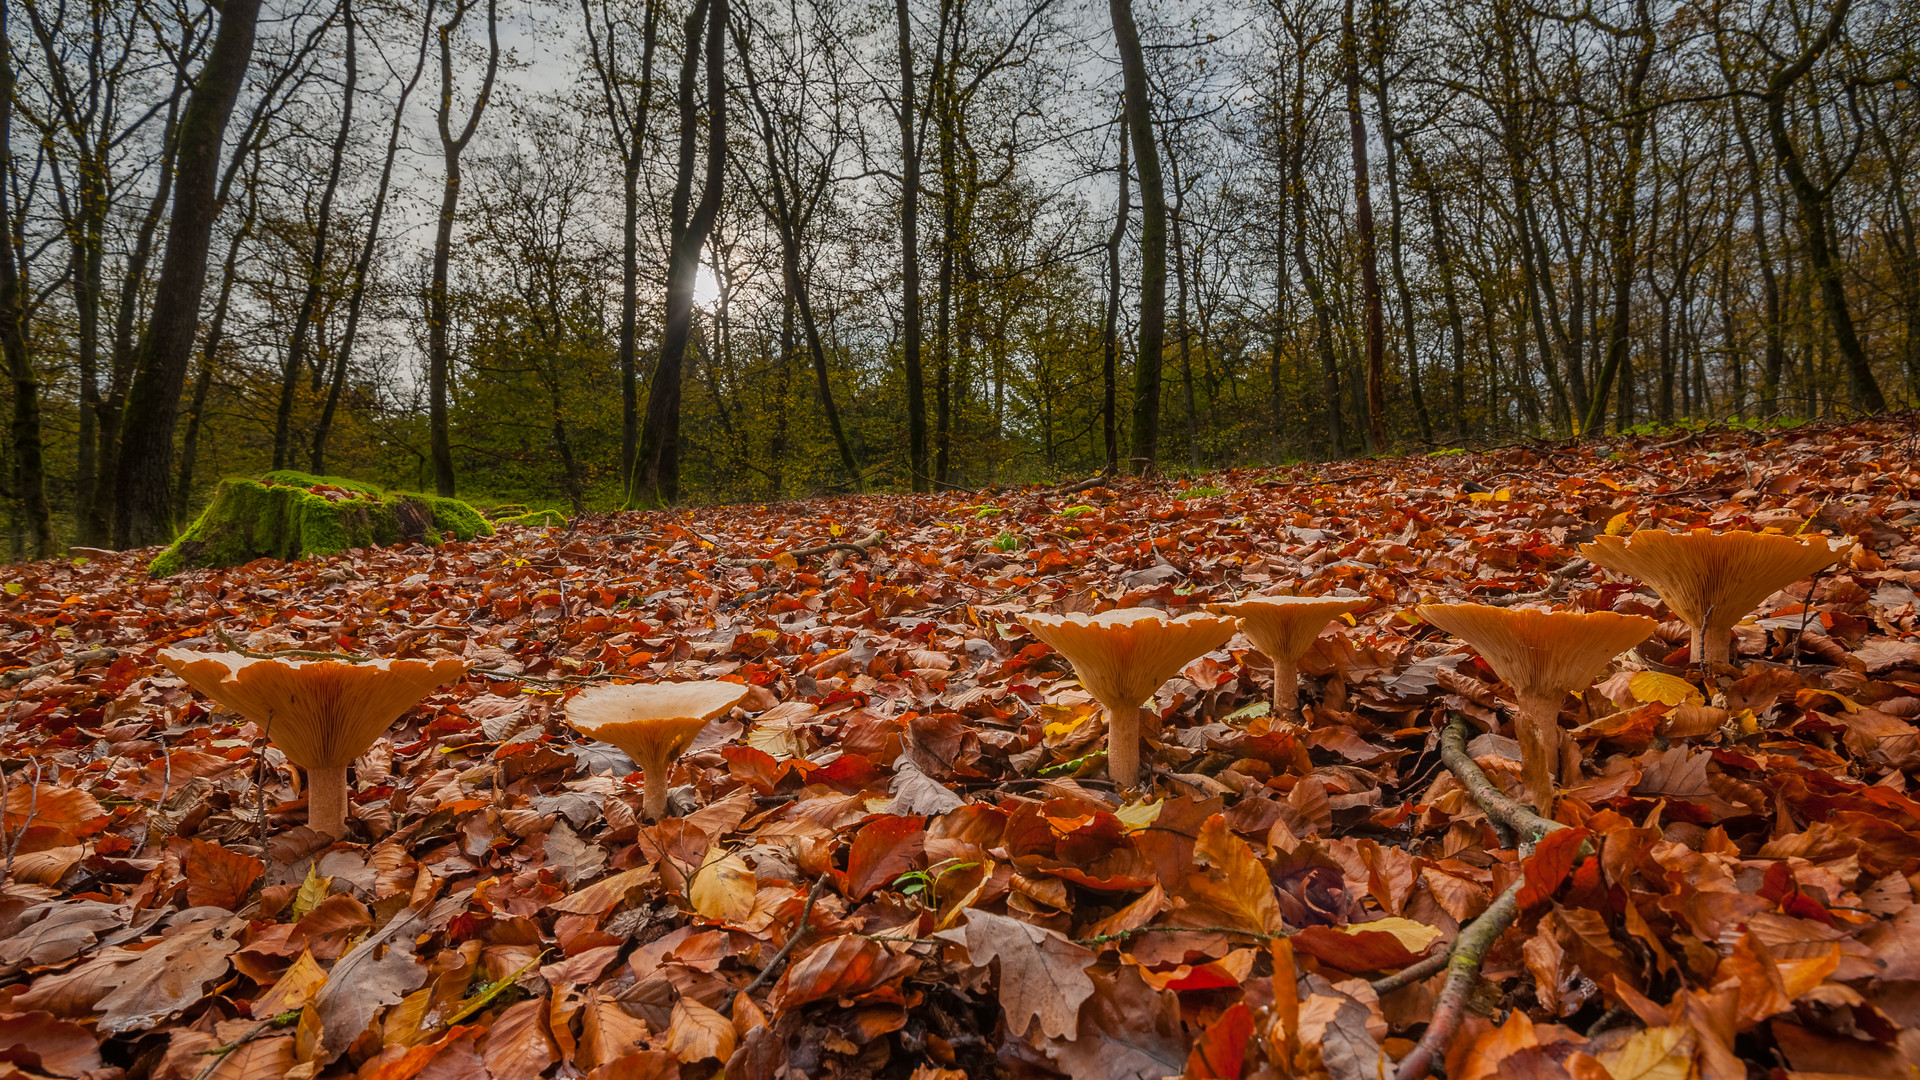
<box><xmin>2</xmin><ymin>416</ymin><xmax>1920</xmax><ymax>1080</ymax></box>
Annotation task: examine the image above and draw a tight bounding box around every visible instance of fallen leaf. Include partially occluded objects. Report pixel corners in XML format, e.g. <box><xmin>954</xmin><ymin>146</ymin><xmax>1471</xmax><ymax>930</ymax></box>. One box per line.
<box><xmin>932</xmin><ymin>908</ymin><xmax>1095</xmax><ymax>1039</ymax></box>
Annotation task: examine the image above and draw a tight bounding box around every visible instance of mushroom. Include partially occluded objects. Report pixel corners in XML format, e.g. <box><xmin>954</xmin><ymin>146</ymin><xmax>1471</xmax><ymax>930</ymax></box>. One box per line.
<box><xmin>1415</xmin><ymin>605</ymin><xmax>1656</xmax><ymax>814</ymax></box>
<box><xmin>1018</xmin><ymin>607</ymin><xmax>1240</xmax><ymax>790</ymax></box>
<box><xmin>157</xmin><ymin>650</ymin><xmax>468</xmax><ymax>838</ymax></box>
<box><xmin>1205</xmin><ymin>594</ymin><xmax>1366</xmax><ymax>718</ymax></box>
<box><xmin>563</xmin><ymin>681</ymin><xmax>750</xmax><ymax>820</ymax></box>
<box><xmin>1580</xmin><ymin>528</ymin><xmax>1845</xmax><ymax>668</ymax></box>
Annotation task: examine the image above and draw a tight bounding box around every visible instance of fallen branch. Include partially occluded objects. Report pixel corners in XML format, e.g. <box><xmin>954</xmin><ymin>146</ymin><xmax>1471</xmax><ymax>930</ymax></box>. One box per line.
<box><xmin>1369</xmin><ymin>947</ymin><xmax>1449</xmax><ymax>995</ymax></box>
<box><xmin>192</xmin><ymin>1010</ymin><xmax>300</xmax><ymax>1080</ymax></box>
<box><xmin>729</xmin><ymin>873</ymin><xmax>832</xmax><ymax>1012</ymax></box>
<box><xmin>1480</xmin><ymin>557</ymin><xmax>1590</xmax><ymax>608</ymax></box>
<box><xmin>1394</xmin><ymin>718</ymin><xmax>1572</xmax><ymax>1080</ymax></box>
<box><xmin>723</xmin><ymin>530</ymin><xmax>885</xmax><ymax>568</ymax></box>
<box><xmin>1036</xmin><ymin>467</ymin><xmax>1116</xmax><ymax>498</ymax></box>
<box><xmin>0</xmin><ymin>647</ymin><xmax>120</xmax><ymax>688</ymax></box>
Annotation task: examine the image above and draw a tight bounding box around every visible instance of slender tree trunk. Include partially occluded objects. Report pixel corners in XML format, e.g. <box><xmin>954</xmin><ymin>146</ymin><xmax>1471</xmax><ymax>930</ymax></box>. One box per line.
<box><xmin>1372</xmin><ymin>39</ymin><xmax>1430</xmax><ymax>442</ymax></box>
<box><xmin>633</xmin><ymin>0</ymin><xmax>725</xmax><ymax>506</ymax></box>
<box><xmin>1173</xmin><ymin>205</ymin><xmax>1199</xmax><ymax>468</ymax></box>
<box><xmin>1582</xmin><ymin>0</ymin><xmax>1655</xmax><ymax>435</ymax></box>
<box><xmin>180</xmin><ymin>184</ymin><xmax>259</xmax><ymax>524</ymax></box>
<box><xmin>1343</xmin><ymin>0</ymin><xmax>1387</xmax><ymax>451</ymax></box>
<box><xmin>582</xmin><ymin>0</ymin><xmax>658</xmax><ymax>495</ymax></box>
<box><xmin>1102</xmin><ymin>108</ymin><xmax>1128</xmax><ymax>474</ymax></box>
<box><xmin>427</xmin><ymin>0</ymin><xmax>501</xmax><ymax>498</ymax></box>
<box><xmin>1112</xmin><ymin>0</ymin><xmax>1165</xmax><ymax>474</ymax></box>
<box><xmin>895</xmin><ymin>0</ymin><xmax>930</xmax><ymax>491</ymax></box>
<box><xmin>1727</xmin><ymin>98</ymin><xmax>1785</xmax><ymax>415</ymax></box>
<box><xmin>1405</xmin><ymin>143</ymin><xmax>1469</xmax><ymax>438</ymax></box>
<box><xmin>1762</xmin><ymin>0</ymin><xmax>1883</xmax><ymax>413</ymax></box>
<box><xmin>275</xmin><ymin>0</ymin><xmax>356</xmax><ymax>470</ymax></box>
<box><xmin>72</xmin><ymin>173</ymin><xmax>105</xmax><ymax>544</ymax></box>
<box><xmin>111</xmin><ymin>0</ymin><xmax>264</xmax><ymax>548</ymax></box>
<box><xmin>314</xmin><ymin>0</ymin><xmax>434</xmax><ymax>473</ymax></box>
<box><xmin>0</xmin><ymin>16</ymin><xmax>53</xmax><ymax>557</ymax></box>
<box><xmin>97</xmin><ymin>95</ymin><xmax>183</xmax><ymax>535</ymax></box>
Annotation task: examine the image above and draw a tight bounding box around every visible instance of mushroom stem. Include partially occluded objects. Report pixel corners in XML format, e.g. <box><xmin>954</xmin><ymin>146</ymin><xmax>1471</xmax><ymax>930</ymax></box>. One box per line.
<box><xmin>307</xmin><ymin>765</ymin><xmax>350</xmax><ymax>839</ymax></box>
<box><xmin>1107</xmin><ymin>702</ymin><xmax>1142</xmax><ymax>791</ymax></box>
<box><xmin>640</xmin><ymin>752</ymin><xmax>672</xmax><ymax>821</ymax></box>
<box><xmin>1514</xmin><ymin>692</ymin><xmax>1567</xmax><ymax>816</ymax></box>
<box><xmin>1272</xmin><ymin>656</ymin><xmax>1300</xmax><ymax>718</ymax></box>
<box><xmin>1694</xmin><ymin>621</ymin><xmax>1733</xmax><ymax>668</ymax></box>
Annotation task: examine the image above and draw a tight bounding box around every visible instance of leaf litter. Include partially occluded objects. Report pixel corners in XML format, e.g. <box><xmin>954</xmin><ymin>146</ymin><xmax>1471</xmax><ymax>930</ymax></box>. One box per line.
<box><xmin>0</xmin><ymin>418</ymin><xmax>1918</xmax><ymax>1078</ymax></box>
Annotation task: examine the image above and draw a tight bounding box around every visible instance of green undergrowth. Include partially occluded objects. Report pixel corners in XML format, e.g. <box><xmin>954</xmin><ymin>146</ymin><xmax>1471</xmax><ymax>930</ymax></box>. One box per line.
<box><xmin>150</xmin><ymin>474</ymin><xmax>494</xmax><ymax>577</ymax></box>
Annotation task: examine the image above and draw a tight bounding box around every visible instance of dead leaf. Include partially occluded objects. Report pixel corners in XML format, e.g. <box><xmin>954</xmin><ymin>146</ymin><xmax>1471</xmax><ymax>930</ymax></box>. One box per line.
<box><xmin>932</xmin><ymin>908</ymin><xmax>1095</xmax><ymax>1039</ymax></box>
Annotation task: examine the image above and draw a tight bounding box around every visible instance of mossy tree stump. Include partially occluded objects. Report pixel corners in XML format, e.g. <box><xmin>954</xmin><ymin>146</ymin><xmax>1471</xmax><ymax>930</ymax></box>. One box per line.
<box><xmin>149</xmin><ymin>471</ymin><xmax>494</xmax><ymax>576</ymax></box>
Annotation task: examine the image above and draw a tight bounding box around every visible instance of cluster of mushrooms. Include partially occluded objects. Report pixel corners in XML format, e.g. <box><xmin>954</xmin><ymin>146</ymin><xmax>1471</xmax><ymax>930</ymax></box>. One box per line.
<box><xmin>155</xmin><ymin>526</ymin><xmax>1848</xmax><ymax>839</ymax></box>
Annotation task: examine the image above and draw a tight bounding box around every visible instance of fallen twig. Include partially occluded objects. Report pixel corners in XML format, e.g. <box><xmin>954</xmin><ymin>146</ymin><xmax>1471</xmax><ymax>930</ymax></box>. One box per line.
<box><xmin>729</xmin><ymin>873</ymin><xmax>832</xmax><ymax>1011</ymax></box>
<box><xmin>0</xmin><ymin>647</ymin><xmax>120</xmax><ymax>688</ymax></box>
<box><xmin>1395</xmin><ymin>718</ymin><xmax>1572</xmax><ymax>1080</ymax></box>
<box><xmin>723</xmin><ymin>529</ymin><xmax>885</xmax><ymax>568</ymax></box>
<box><xmin>192</xmin><ymin>1010</ymin><xmax>300</xmax><ymax>1080</ymax></box>
<box><xmin>1369</xmin><ymin>947</ymin><xmax>1449</xmax><ymax>995</ymax></box>
<box><xmin>1479</xmin><ymin>557</ymin><xmax>1590</xmax><ymax>608</ymax></box>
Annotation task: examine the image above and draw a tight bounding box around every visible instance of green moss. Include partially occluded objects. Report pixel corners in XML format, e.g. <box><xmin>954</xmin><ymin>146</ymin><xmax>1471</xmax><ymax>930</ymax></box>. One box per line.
<box><xmin>496</xmin><ymin>509</ymin><xmax>567</xmax><ymax>528</ymax></box>
<box><xmin>149</xmin><ymin>474</ymin><xmax>494</xmax><ymax>577</ymax></box>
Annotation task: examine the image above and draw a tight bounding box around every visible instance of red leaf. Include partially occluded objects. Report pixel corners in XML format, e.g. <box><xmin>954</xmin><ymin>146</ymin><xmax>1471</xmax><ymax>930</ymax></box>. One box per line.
<box><xmin>841</xmin><ymin>814</ymin><xmax>925</xmax><ymax>900</ymax></box>
<box><xmin>174</xmin><ymin>838</ymin><xmax>264</xmax><ymax>911</ymax></box>
<box><xmin>1517</xmin><ymin>828</ymin><xmax>1590</xmax><ymax>910</ymax></box>
<box><xmin>1185</xmin><ymin>1002</ymin><xmax>1253</xmax><ymax>1080</ymax></box>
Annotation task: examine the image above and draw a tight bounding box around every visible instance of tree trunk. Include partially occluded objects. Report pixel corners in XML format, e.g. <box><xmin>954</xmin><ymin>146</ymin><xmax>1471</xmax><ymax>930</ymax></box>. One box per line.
<box><xmin>314</xmin><ymin>0</ymin><xmax>434</xmax><ymax>473</ymax></box>
<box><xmin>582</xmin><ymin>0</ymin><xmax>658</xmax><ymax>495</ymax></box>
<box><xmin>1102</xmin><ymin>108</ymin><xmax>1128</xmax><ymax>474</ymax></box>
<box><xmin>1582</xmin><ymin>0</ymin><xmax>1655</xmax><ymax>436</ymax></box>
<box><xmin>1371</xmin><ymin>34</ymin><xmax>1430</xmax><ymax>442</ymax></box>
<box><xmin>633</xmin><ymin>0</ymin><xmax>725</xmax><ymax>506</ymax></box>
<box><xmin>0</xmin><ymin>17</ymin><xmax>53</xmax><ymax>557</ymax></box>
<box><xmin>274</xmin><ymin>0</ymin><xmax>356</xmax><ymax>469</ymax></box>
<box><xmin>111</xmin><ymin>0</ymin><xmax>264</xmax><ymax>548</ymax></box>
<box><xmin>1343</xmin><ymin>0</ymin><xmax>1387</xmax><ymax>452</ymax></box>
<box><xmin>1404</xmin><ymin>142</ymin><xmax>1469</xmax><ymax>438</ymax></box>
<box><xmin>179</xmin><ymin>183</ymin><xmax>259</xmax><ymax>524</ymax></box>
<box><xmin>1762</xmin><ymin>0</ymin><xmax>1883</xmax><ymax>413</ymax></box>
<box><xmin>1112</xmin><ymin>0</ymin><xmax>1164</xmax><ymax>475</ymax></box>
<box><xmin>895</xmin><ymin>0</ymin><xmax>930</xmax><ymax>491</ymax></box>
<box><xmin>427</xmin><ymin>0</ymin><xmax>501</xmax><ymax>498</ymax></box>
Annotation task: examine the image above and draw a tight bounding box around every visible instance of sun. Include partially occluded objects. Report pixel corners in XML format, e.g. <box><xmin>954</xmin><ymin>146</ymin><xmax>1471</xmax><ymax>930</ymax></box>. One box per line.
<box><xmin>693</xmin><ymin>264</ymin><xmax>722</xmax><ymax>311</ymax></box>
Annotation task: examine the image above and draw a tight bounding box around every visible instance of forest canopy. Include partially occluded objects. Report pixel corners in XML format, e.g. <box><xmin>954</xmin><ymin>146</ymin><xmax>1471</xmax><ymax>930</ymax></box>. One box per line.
<box><xmin>0</xmin><ymin>0</ymin><xmax>1915</xmax><ymax>555</ymax></box>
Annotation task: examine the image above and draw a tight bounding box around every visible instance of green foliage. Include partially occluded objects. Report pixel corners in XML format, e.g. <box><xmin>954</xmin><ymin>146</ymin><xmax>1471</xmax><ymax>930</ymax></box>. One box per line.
<box><xmin>992</xmin><ymin>530</ymin><xmax>1021</xmax><ymax>551</ymax></box>
<box><xmin>149</xmin><ymin>475</ymin><xmax>493</xmax><ymax>577</ymax></box>
<box><xmin>496</xmin><ymin>509</ymin><xmax>568</xmax><ymax>528</ymax></box>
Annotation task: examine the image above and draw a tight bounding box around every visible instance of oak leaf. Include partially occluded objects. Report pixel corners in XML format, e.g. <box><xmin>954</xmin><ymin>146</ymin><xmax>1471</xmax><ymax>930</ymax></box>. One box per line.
<box><xmin>931</xmin><ymin>908</ymin><xmax>1094</xmax><ymax>1040</ymax></box>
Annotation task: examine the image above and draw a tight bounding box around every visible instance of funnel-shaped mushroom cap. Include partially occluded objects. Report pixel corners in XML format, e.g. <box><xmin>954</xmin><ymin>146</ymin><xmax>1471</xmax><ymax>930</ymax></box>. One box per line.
<box><xmin>156</xmin><ymin>650</ymin><xmax>468</xmax><ymax>768</ymax></box>
<box><xmin>564</xmin><ymin>681</ymin><xmax>750</xmax><ymax>766</ymax></box>
<box><xmin>1206</xmin><ymin>595</ymin><xmax>1365</xmax><ymax>664</ymax></box>
<box><xmin>1416</xmin><ymin>605</ymin><xmax>1657</xmax><ymax>700</ymax></box>
<box><xmin>1018</xmin><ymin>607</ymin><xmax>1240</xmax><ymax>712</ymax></box>
<box><xmin>1579</xmin><ymin>528</ymin><xmax>1844</xmax><ymax>634</ymax></box>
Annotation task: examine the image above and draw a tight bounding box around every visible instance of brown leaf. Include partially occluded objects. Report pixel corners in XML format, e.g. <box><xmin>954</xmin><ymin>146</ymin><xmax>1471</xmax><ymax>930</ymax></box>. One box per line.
<box><xmin>842</xmin><ymin>815</ymin><xmax>925</xmax><ymax>900</ymax></box>
<box><xmin>551</xmin><ymin>865</ymin><xmax>657</xmax><ymax>916</ymax></box>
<box><xmin>174</xmin><ymin>838</ymin><xmax>265</xmax><ymax>910</ymax></box>
<box><xmin>312</xmin><ymin>906</ymin><xmax>431</xmax><ymax>1062</ymax></box>
<box><xmin>578</xmin><ymin>990</ymin><xmax>651</xmax><ymax>1071</ymax></box>
<box><xmin>932</xmin><ymin>908</ymin><xmax>1095</xmax><ymax>1039</ymax></box>
<box><xmin>2</xmin><ymin>784</ymin><xmax>108</xmax><ymax>838</ymax></box>
<box><xmin>770</xmin><ymin>934</ymin><xmax>919</xmax><ymax>1011</ymax></box>
<box><xmin>664</xmin><ymin>996</ymin><xmax>736</xmax><ymax>1063</ymax></box>
<box><xmin>0</xmin><ymin>1010</ymin><xmax>102</xmax><ymax>1076</ymax></box>
<box><xmin>1042</xmin><ymin>967</ymin><xmax>1186</xmax><ymax>1080</ymax></box>
<box><xmin>480</xmin><ymin>998</ymin><xmax>559</xmax><ymax>1080</ymax></box>
<box><xmin>96</xmin><ymin>916</ymin><xmax>245</xmax><ymax>1035</ymax></box>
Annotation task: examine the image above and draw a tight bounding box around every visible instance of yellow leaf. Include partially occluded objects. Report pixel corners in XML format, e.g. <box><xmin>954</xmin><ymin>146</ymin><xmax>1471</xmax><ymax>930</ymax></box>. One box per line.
<box><xmin>1468</xmin><ymin>491</ymin><xmax>1495</xmax><ymax>503</ymax></box>
<box><xmin>773</xmin><ymin>552</ymin><xmax>799</xmax><ymax>570</ymax></box>
<box><xmin>1494</xmin><ymin>488</ymin><xmax>1512</xmax><ymax>501</ymax></box>
<box><xmin>1630</xmin><ymin>671</ymin><xmax>1703</xmax><ymax>708</ymax></box>
<box><xmin>1344</xmin><ymin>917</ymin><xmax>1442</xmax><ymax>954</ymax></box>
<box><xmin>829</xmin><ymin>523</ymin><xmax>845</xmax><ymax>537</ymax></box>
<box><xmin>1596</xmin><ymin>1023</ymin><xmax>1694</xmax><ymax>1080</ymax></box>
<box><xmin>1606</xmin><ymin>511</ymin><xmax>1635</xmax><ymax>536</ymax></box>
<box><xmin>254</xmin><ymin>950</ymin><xmax>327</xmax><ymax>1018</ymax></box>
<box><xmin>1778</xmin><ymin>943</ymin><xmax>1841</xmax><ymax>1000</ymax></box>
<box><xmin>1185</xmin><ymin>815</ymin><xmax>1285</xmax><ymax>936</ymax></box>
<box><xmin>1114</xmin><ymin>799</ymin><xmax>1163</xmax><ymax>833</ymax></box>
<box><xmin>689</xmin><ymin>847</ymin><xmax>756</xmax><ymax>923</ymax></box>
<box><xmin>291</xmin><ymin>865</ymin><xmax>332</xmax><ymax>920</ymax></box>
